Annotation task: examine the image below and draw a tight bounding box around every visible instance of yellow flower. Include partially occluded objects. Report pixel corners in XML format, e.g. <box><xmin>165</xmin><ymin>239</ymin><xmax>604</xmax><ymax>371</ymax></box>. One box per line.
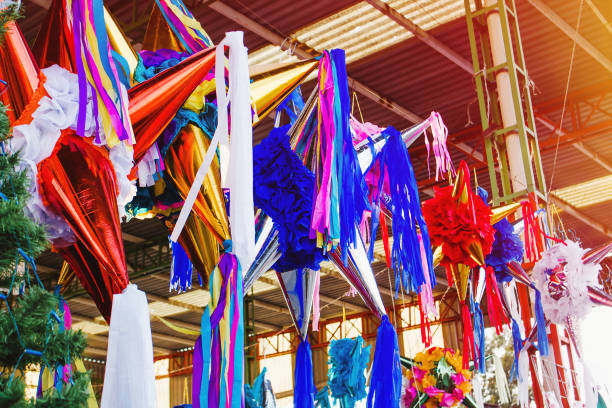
<box><xmin>457</xmin><ymin>381</ymin><xmax>472</xmax><ymax>395</ymax></box>
<box><xmin>425</xmin><ymin>400</ymin><xmax>438</xmax><ymax>408</ymax></box>
<box><xmin>430</xmin><ymin>347</ymin><xmax>444</xmax><ymax>361</ymax></box>
<box><xmin>422</xmin><ymin>374</ymin><xmax>437</xmax><ymax>389</ymax></box>
<box><xmin>445</xmin><ymin>352</ymin><xmax>463</xmax><ymax>373</ymax></box>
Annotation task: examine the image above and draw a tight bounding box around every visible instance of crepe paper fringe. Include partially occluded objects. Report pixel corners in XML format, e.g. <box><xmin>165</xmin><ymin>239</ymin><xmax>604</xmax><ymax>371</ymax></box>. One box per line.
<box><xmin>294</xmin><ymin>339</ymin><xmax>316</xmax><ymax>408</ymax></box>
<box><xmin>314</xmin><ymin>386</ymin><xmax>332</xmax><ymax>408</ymax></box>
<box><xmin>424</xmin><ymin>111</ymin><xmax>454</xmax><ymax>181</ymax></box>
<box><xmin>486</xmin><ymin>219</ymin><xmax>524</xmax><ymax>283</ymax></box>
<box><xmin>521</xmin><ymin>200</ymin><xmax>544</xmax><ymax>262</ymax></box>
<box><xmin>510</xmin><ymin>319</ymin><xmax>523</xmax><ymax>381</ymax></box>
<box><xmin>366</xmin><ymin>316</ymin><xmax>401</xmax><ymax>408</ymax></box>
<box><xmin>517</xmin><ymin>350</ymin><xmax>530</xmax><ymax>408</ymax></box>
<box><xmin>369</xmin><ymin>126</ymin><xmax>435</xmax><ymax>295</ymax></box>
<box><xmin>471</xmin><ymin>297</ymin><xmax>486</xmax><ymax>374</ymax></box>
<box><xmin>169</xmin><ymin>238</ymin><xmax>193</xmax><ymax>292</ymax></box>
<box><xmin>485</xmin><ymin>266</ymin><xmax>510</xmax><ymax>334</ymax></box>
<box><xmin>493</xmin><ymin>355</ymin><xmax>511</xmax><ymax>405</ymax></box>
<box><xmin>328</xmin><ymin>337</ymin><xmax>370</xmax><ymax>408</ymax></box>
<box><xmin>472</xmin><ymin>375</ymin><xmax>485</xmax><ymax>408</ymax></box>
<box><xmin>310</xmin><ymin>50</ymin><xmax>370</xmax><ymax>263</ymax></box>
<box><xmin>461</xmin><ymin>302</ymin><xmax>476</xmax><ymax>370</ymax></box>
<box><xmin>533</xmin><ymin>288</ymin><xmax>549</xmax><ymax>356</ymax></box>
<box><xmin>253</xmin><ymin>125</ymin><xmax>324</xmax><ymax>272</ymax></box>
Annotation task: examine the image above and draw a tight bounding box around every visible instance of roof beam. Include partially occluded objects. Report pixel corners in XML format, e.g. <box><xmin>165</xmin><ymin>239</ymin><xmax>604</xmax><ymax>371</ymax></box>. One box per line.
<box><xmin>365</xmin><ymin>0</ymin><xmax>473</xmax><ymax>74</ymax></box>
<box><xmin>71</xmin><ymin>313</ymin><xmax>196</xmax><ymax>346</ymax></box>
<box><xmin>526</xmin><ymin>0</ymin><xmax>612</xmax><ymax>73</ymax></box>
<box><xmin>86</xmin><ymin>333</ymin><xmax>171</xmax><ymax>355</ymax></box>
<box><xmin>207</xmin><ymin>1</ymin><xmax>424</xmax><ymax>125</ymax></box>
<box><xmin>585</xmin><ymin>0</ymin><xmax>612</xmax><ymax>36</ymax></box>
<box><xmin>549</xmin><ymin>193</ymin><xmax>612</xmax><ymax>239</ymax></box>
<box><xmin>535</xmin><ymin>113</ymin><xmax>612</xmax><ymax>173</ymax></box>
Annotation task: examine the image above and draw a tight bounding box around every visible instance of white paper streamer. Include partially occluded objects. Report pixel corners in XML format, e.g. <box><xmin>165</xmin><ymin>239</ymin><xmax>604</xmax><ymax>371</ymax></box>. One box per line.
<box><xmin>170</xmin><ymin>32</ymin><xmax>255</xmax><ymax>273</ymax></box>
<box><xmin>472</xmin><ymin>375</ymin><xmax>485</xmax><ymax>408</ymax></box>
<box><xmin>517</xmin><ymin>349</ymin><xmax>530</xmax><ymax>408</ymax></box>
<box><xmin>494</xmin><ymin>354</ymin><xmax>511</xmax><ymax>404</ymax></box>
<box><xmin>101</xmin><ymin>284</ymin><xmax>156</xmax><ymax>408</ymax></box>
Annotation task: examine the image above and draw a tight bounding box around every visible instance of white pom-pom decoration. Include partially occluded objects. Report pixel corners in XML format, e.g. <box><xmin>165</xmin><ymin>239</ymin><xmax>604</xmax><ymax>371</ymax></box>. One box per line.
<box><xmin>532</xmin><ymin>240</ymin><xmax>600</xmax><ymax>324</ymax></box>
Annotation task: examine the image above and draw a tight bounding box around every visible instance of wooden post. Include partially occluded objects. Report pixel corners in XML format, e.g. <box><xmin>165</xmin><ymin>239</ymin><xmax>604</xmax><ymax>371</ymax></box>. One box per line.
<box><xmin>517</xmin><ymin>283</ymin><xmax>545</xmax><ymax>408</ymax></box>
<box><xmin>549</xmin><ymin>324</ymin><xmax>571</xmax><ymax>408</ymax></box>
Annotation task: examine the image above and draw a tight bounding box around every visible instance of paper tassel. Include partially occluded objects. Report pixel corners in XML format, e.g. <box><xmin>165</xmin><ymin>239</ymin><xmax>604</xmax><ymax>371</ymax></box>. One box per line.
<box><xmin>493</xmin><ymin>355</ymin><xmax>511</xmax><ymax>405</ymax></box>
<box><xmin>533</xmin><ymin>288</ymin><xmax>549</xmax><ymax>356</ymax></box>
<box><xmin>170</xmin><ymin>238</ymin><xmax>194</xmax><ymax>292</ymax></box>
<box><xmin>101</xmin><ymin>284</ymin><xmax>156</xmax><ymax>408</ymax></box>
<box><xmin>314</xmin><ymin>387</ymin><xmax>331</xmax><ymax>408</ymax></box>
<box><xmin>418</xmin><ymin>293</ymin><xmax>432</xmax><ymax>347</ymax></box>
<box><xmin>510</xmin><ymin>319</ymin><xmax>523</xmax><ymax>381</ymax></box>
<box><xmin>485</xmin><ymin>266</ymin><xmax>509</xmax><ymax>334</ymax></box>
<box><xmin>199</xmin><ymin>253</ymin><xmax>243</xmax><ymax>408</ymax></box>
<box><xmin>192</xmin><ymin>336</ymin><xmax>203</xmax><ymax>408</ymax></box>
<box><xmin>424</xmin><ymin>111</ymin><xmax>454</xmax><ymax>180</ymax></box>
<box><xmin>294</xmin><ymin>338</ymin><xmax>315</xmax><ymax>408</ymax></box>
<box><xmin>461</xmin><ymin>302</ymin><xmax>476</xmax><ymax>370</ymax></box>
<box><xmin>471</xmin><ymin>299</ymin><xmax>486</xmax><ymax>373</ymax></box>
<box><xmin>170</xmin><ymin>32</ymin><xmax>255</xmax><ymax>274</ymax></box>
<box><xmin>517</xmin><ymin>349</ymin><xmax>530</xmax><ymax>408</ymax></box>
<box><xmin>472</xmin><ymin>375</ymin><xmax>485</xmax><ymax>408</ymax></box>
<box><xmin>521</xmin><ymin>200</ymin><xmax>543</xmax><ymax>262</ymax></box>
<box><xmin>310</xmin><ymin>50</ymin><xmax>370</xmax><ymax>262</ymax></box>
<box><xmin>366</xmin><ymin>316</ymin><xmax>401</xmax><ymax>408</ymax></box>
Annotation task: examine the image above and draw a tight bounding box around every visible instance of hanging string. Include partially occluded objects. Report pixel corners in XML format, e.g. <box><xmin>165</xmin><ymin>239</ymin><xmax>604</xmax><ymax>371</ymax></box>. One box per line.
<box><xmin>547</xmin><ymin>0</ymin><xmax>585</xmax><ymax>193</ymax></box>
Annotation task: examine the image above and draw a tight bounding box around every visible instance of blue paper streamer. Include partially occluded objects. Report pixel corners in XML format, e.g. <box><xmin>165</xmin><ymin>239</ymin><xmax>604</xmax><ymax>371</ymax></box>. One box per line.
<box><xmin>170</xmin><ymin>238</ymin><xmax>194</xmax><ymax>292</ymax></box>
<box><xmin>533</xmin><ymin>287</ymin><xmax>549</xmax><ymax>356</ymax></box>
<box><xmin>329</xmin><ymin>50</ymin><xmax>371</xmax><ymax>264</ymax></box>
<box><xmin>510</xmin><ymin>318</ymin><xmax>523</xmax><ymax>381</ymax></box>
<box><xmin>366</xmin><ymin>316</ymin><xmax>401</xmax><ymax>408</ymax></box>
<box><xmin>294</xmin><ymin>339</ymin><xmax>316</xmax><ymax>408</ymax></box>
<box><xmin>471</xmin><ymin>299</ymin><xmax>486</xmax><ymax>374</ymax></box>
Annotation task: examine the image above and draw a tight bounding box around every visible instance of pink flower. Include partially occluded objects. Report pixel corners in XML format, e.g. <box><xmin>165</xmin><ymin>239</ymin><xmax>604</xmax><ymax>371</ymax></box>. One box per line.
<box><xmin>451</xmin><ymin>373</ymin><xmax>465</xmax><ymax>384</ymax></box>
<box><xmin>403</xmin><ymin>386</ymin><xmax>417</xmax><ymax>403</ymax></box>
<box><xmin>440</xmin><ymin>392</ymin><xmax>456</xmax><ymax>407</ymax></box>
<box><xmin>413</xmin><ymin>368</ymin><xmax>426</xmax><ymax>381</ymax></box>
<box><xmin>424</xmin><ymin>386</ymin><xmax>441</xmax><ymax>398</ymax></box>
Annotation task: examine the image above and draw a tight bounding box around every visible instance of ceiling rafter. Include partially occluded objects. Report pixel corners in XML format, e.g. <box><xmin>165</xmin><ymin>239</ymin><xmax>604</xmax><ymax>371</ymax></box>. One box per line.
<box><xmin>526</xmin><ymin>0</ymin><xmax>612</xmax><ymax>74</ymax></box>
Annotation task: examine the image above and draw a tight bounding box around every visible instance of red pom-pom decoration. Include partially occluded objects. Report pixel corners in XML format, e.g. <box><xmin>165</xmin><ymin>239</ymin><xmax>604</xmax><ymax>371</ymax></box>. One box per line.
<box><xmin>422</xmin><ymin>166</ymin><xmax>494</xmax><ymax>269</ymax></box>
